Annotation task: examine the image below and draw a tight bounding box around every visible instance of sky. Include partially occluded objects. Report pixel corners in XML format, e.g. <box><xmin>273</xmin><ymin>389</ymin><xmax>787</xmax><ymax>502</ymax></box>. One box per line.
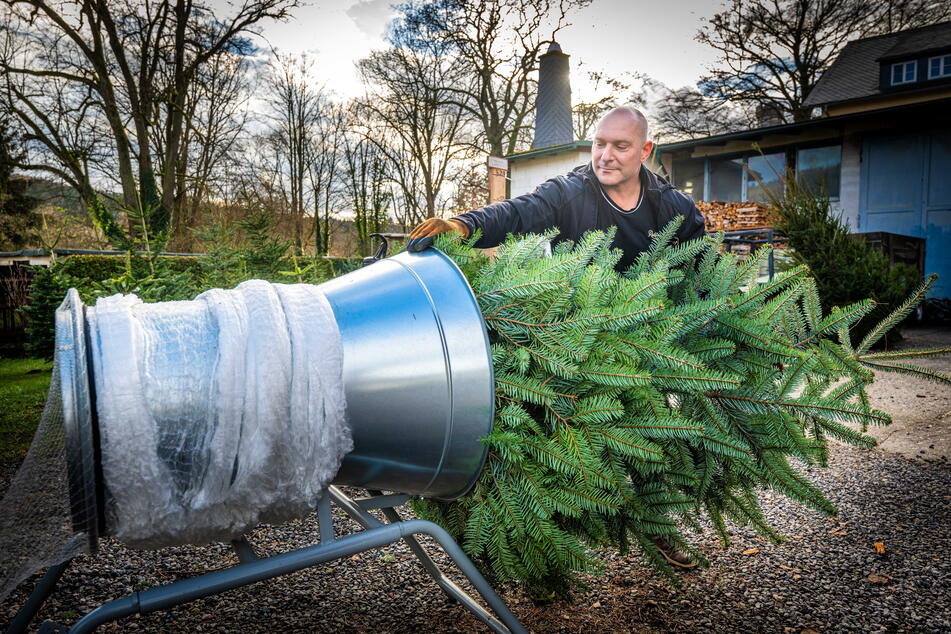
<box><xmin>243</xmin><ymin>0</ymin><xmax>723</xmax><ymax>100</ymax></box>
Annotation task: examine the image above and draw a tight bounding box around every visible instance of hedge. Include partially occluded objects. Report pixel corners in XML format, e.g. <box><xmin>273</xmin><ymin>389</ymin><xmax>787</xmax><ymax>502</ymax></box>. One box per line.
<box><xmin>22</xmin><ymin>253</ymin><xmax>363</xmax><ymax>359</ymax></box>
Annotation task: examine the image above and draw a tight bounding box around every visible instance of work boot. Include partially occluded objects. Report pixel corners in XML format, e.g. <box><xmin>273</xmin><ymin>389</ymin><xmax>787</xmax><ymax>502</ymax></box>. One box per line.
<box><xmin>651</xmin><ymin>535</ymin><xmax>698</xmax><ymax>569</ymax></box>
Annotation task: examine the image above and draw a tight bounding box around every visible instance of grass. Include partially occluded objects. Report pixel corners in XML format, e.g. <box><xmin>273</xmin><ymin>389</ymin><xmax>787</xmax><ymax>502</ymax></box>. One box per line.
<box><xmin>0</xmin><ymin>358</ymin><xmax>52</xmax><ymax>463</ymax></box>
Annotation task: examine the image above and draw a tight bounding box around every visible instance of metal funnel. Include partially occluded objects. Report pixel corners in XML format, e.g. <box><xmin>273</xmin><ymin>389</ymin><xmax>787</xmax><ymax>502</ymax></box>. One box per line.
<box><xmin>320</xmin><ymin>248</ymin><xmax>494</xmax><ymax>500</ymax></box>
<box><xmin>55</xmin><ymin>248</ymin><xmax>494</xmax><ymax>548</ymax></box>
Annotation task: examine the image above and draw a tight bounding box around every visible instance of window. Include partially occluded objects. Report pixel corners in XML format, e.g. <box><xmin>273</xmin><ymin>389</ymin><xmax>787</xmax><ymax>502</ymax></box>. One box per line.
<box><xmin>746</xmin><ymin>153</ymin><xmax>785</xmax><ymax>203</ymax></box>
<box><xmin>672</xmin><ymin>159</ymin><xmax>705</xmax><ymax>199</ymax></box>
<box><xmin>891</xmin><ymin>61</ymin><xmax>917</xmax><ymax>85</ymax></box>
<box><xmin>929</xmin><ymin>54</ymin><xmax>951</xmax><ymax>79</ymax></box>
<box><xmin>796</xmin><ymin>145</ymin><xmax>841</xmax><ymax>199</ymax></box>
<box><xmin>709</xmin><ymin>157</ymin><xmax>744</xmax><ymax>201</ymax></box>
<box><xmin>681</xmin><ymin>147</ymin><xmax>838</xmax><ymax>203</ymax></box>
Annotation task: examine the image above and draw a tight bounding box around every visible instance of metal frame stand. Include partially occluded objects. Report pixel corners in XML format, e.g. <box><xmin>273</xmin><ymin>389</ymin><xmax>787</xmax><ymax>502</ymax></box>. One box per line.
<box><xmin>7</xmin><ymin>487</ymin><xmax>526</xmax><ymax>634</ymax></box>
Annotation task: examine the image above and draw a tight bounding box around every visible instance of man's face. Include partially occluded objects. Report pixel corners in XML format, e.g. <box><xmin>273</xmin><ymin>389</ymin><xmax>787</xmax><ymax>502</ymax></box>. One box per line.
<box><xmin>591</xmin><ymin>113</ymin><xmax>653</xmax><ymax>189</ymax></box>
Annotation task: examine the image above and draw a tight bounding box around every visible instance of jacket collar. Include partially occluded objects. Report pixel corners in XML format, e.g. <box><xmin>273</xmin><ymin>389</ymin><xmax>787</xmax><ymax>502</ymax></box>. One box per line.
<box><xmin>575</xmin><ymin>163</ymin><xmax>673</xmax><ymax>195</ymax></box>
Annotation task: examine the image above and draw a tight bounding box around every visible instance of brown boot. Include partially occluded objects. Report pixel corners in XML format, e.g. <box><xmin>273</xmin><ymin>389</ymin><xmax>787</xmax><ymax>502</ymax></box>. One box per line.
<box><xmin>651</xmin><ymin>535</ymin><xmax>698</xmax><ymax>569</ymax></box>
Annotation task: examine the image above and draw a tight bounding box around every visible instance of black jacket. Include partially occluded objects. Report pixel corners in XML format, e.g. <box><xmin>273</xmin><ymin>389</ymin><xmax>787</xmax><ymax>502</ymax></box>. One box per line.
<box><xmin>454</xmin><ymin>163</ymin><xmax>706</xmax><ymax>271</ymax></box>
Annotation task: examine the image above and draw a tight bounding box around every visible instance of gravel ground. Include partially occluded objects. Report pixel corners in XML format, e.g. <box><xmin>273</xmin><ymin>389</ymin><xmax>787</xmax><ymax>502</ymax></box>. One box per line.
<box><xmin>2</xmin><ymin>445</ymin><xmax>948</xmax><ymax>633</ymax></box>
<box><xmin>2</xmin><ymin>327</ymin><xmax>949</xmax><ymax>633</ymax></box>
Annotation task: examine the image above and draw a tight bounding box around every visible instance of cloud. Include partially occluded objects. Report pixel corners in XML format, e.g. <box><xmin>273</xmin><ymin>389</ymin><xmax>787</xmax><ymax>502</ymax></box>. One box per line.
<box><xmin>345</xmin><ymin>0</ymin><xmax>395</xmax><ymax>39</ymax></box>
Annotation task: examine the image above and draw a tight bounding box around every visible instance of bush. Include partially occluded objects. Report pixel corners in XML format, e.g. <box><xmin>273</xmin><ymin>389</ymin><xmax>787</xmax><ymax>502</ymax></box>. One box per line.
<box><xmin>770</xmin><ymin>178</ymin><xmax>919</xmax><ymax>346</ymax></box>
<box><xmin>55</xmin><ymin>254</ymin><xmax>203</xmax><ymax>281</ymax></box>
<box><xmin>21</xmin><ymin>265</ymin><xmax>71</xmax><ymax>359</ymax></box>
<box><xmin>22</xmin><ymin>244</ymin><xmax>362</xmax><ymax>358</ymax></box>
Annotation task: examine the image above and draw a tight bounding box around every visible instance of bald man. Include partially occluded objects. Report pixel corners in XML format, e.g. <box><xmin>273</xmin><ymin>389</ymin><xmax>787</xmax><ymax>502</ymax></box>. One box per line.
<box><xmin>408</xmin><ymin>107</ymin><xmax>706</xmax><ymax>273</ymax></box>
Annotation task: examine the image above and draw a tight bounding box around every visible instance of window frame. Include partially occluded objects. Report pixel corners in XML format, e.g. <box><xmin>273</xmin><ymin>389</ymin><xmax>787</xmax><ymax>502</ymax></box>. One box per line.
<box><xmin>891</xmin><ymin>60</ymin><xmax>917</xmax><ymax>85</ymax></box>
<box><xmin>928</xmin><ymin>54</ymin><xmax>951</xmax><ymax>79</ymax></box>
<box><xmin>708</xmin><ymin>155</ymin><xmax>747</xmax><ymax>202</ymax></box>
<box><xmin>744</xmin><ymin>151</ymin><xmax>787</xmax><ymax>204</ymax></box>
<box><xmin>794</xmin><ymin>144</ymin><xmax>842</xmax><ymax>201</ymax></box>
<box><xmin>670</xmin><ymin>144</ymin><xmax>842</xmax><ymax>204</ymax></box>
<box><xmin>671</xmin><ymin>157</ymin><xmax>707</xmax><ymax>201</ymax></box>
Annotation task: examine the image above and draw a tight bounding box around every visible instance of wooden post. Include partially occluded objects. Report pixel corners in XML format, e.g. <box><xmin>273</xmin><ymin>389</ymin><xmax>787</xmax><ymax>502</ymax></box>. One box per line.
<box><xmin>484</xmin><ymin>156</ymin><xmax>509</xmax><ymax>259</ymax></box>
<box><xmin>487</xmin><ymin>156</ymin><xmax>508</xmax><ymax>204</ymax></box>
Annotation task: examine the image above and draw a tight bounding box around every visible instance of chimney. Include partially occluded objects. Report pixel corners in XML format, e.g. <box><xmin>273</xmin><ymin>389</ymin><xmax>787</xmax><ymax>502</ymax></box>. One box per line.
<box><xmin>533</xmin><ymin>41</ymin><xmax>573</xmax><ymax>149</ymax></box>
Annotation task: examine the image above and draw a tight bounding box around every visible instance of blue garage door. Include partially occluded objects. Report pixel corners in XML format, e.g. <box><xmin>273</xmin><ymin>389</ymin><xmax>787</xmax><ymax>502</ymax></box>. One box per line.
<box><xmin>861</xmin><ymin>132</ymin><xmax>951</xmax><ymax>298</ymax></box>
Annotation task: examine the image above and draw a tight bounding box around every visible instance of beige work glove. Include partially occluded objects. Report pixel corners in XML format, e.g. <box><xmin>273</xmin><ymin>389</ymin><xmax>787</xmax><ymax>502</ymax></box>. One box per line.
<box><xmin>407</xmin><ymin>218</ymin><xmax>471</xmax><ymax>252</ymax></box>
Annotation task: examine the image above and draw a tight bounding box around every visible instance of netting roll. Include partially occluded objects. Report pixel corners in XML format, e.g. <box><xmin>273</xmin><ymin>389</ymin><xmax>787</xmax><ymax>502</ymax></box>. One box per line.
<box><xmin>0</xmin><ymin>280</ymin><xmax>352</xmax><ymax>600</ymax></box>
<box><xmin>89</xmin><ymin>280</ymin><xmax>352</xmax><ymax>548</ymax></box>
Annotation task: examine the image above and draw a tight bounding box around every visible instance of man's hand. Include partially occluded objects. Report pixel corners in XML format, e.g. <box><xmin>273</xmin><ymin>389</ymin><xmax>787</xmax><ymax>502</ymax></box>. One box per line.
<box><xmin>407</xmin><ymin>218</ymin><xmax>470</xmax><ymax>252</ymax></box>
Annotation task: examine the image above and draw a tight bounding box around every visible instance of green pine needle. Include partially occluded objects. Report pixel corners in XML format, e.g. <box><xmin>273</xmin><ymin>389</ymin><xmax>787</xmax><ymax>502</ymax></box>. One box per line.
<box><xmin>413</xmin><ymin>226</ymin><xmax>948</xmax><ymax>593</ymax></box>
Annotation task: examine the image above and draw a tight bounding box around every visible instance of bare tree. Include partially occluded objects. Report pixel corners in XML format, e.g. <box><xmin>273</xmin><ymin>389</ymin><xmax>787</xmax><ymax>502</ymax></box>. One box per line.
<box><xmin>697</xmin><ymin>0</ymin><xmax>951</xmax><ymax>124</ymax></box>
<box><xmin>870</xmin><ymin>0</ymin><xmax>951</xmax><ymax>34</ymax></box>
<box><xmin>390</xmin><ymin>0</ymin><xmax>589</xmax><ymax>157</ymax></box>
<box><xmin>571</xmin><ymin>70</ymin><xmax>653</xmax><ymax>140</ymax></box>
<box><xmin>172</xmin><ymin>50</ymin><xmax>252</xmax><ymax>249</ymax></box>
<box><xmin>341</xmin><ymin>128</ymin><xmax>390</xmax><ymax>255</ymax></box>
<box><xmin>0</xmin><ymin>117</ymin><xmax>39</xmax><ymax>249</ymax></box>
<box><xmin>357</xmin><ymin>45</ymin><xmax>468</xmax><ymax>224</ymax></box>
<box><xmin>650</xmin><ymin>85</ymin><xmax>749</xmax><ymax>143</ymax></box>
<box><xmin>307</xmin><ymin>104</ymin><xmax>347</xmax><ymax>255</ymax></box>
<box><xmin>261</xmin><ymin>54</ymin><xmax>328</xmax><ymax>254</ymax></box>
<box><xmin>0</xmin><ymin>0</ymin><xmax>297</xmax><ymax>243</ymax></box>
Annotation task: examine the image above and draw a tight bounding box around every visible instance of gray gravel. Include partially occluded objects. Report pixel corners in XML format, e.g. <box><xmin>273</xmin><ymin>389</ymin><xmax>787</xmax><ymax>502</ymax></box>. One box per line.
<box><xmin>2</xmin><ymin>444</ymin><xmax>949</xmax><ymax>633</ymax></box>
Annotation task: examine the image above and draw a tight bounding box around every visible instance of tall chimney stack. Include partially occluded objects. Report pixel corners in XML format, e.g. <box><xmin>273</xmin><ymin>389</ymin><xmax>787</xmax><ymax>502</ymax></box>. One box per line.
<box><xmin>533</xmin><ymin>41</ymin><xmax>573</xmax><ymax>149</ymax></box>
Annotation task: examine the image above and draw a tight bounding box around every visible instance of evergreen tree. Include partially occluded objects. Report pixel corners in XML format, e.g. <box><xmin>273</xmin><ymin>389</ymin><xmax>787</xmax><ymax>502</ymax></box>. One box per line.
<box><xmin>413</xmin><ymin>223</ymin><xmax>950</xmax><ymax>593</ymax></box>
<box><xmin>771</xmin><ymin>176</ymin><xmax>919</xmax><ymax>346</ymax></box>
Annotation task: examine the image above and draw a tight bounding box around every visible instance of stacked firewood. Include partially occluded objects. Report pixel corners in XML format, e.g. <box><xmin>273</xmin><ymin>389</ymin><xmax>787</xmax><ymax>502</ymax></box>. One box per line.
<box><xmin>697</xmin><ymin>200</ymin><xmax>780</xmax><ymax>232</ymax></box>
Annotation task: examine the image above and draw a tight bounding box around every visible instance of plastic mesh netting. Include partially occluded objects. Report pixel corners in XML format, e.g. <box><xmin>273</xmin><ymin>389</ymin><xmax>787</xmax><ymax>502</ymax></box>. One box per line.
<box><xmin>0</xmin><ymin>280</ymin><xmax>352</xmax><ymax>601</ymax></box>
<box><xmin>90</xmin><ymin>281</ymin><xmax>352</xmax><ymax>548</ymax></box>
<box><xmin>0</xmin><ymin>350</ymin><xmax>90</xmax><ymax>601</ymax></box>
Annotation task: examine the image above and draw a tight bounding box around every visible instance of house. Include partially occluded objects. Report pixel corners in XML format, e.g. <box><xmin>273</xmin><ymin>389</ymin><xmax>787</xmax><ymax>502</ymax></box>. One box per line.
<box><xmin>654</xmin><ymin>20</ymin><xmax>951</xmax><ymax>299</ymax></box>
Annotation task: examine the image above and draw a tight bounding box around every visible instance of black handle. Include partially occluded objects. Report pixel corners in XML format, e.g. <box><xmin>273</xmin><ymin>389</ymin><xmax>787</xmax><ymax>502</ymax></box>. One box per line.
<box><xmin>361</xmin><ymin>233</ymin><xmax>389</xmax><ymax>267</ymax></box>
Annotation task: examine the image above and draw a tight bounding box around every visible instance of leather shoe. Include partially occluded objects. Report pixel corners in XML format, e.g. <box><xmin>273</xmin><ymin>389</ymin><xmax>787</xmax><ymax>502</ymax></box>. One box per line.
<box><xmin>651</xmin><ymin>535</ymin><xmax>698</xmax><ymax>569</ymax></box>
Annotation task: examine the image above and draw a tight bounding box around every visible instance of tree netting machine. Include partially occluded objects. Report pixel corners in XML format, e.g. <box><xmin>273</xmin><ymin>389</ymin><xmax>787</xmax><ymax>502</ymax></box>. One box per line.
<box><xmin>1</xmin><ymin>246</ymin><xmax>527</xmax><ymax>634</ymax></box>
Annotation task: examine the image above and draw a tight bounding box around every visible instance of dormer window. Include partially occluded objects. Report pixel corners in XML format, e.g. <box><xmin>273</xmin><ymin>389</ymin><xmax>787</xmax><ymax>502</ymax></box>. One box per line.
<box><xmin>929</xmin><ymin>54</ymin><xmax>951</xmax><ymax>79</ymax></box>
<box><xmin>891</xmin><ymin>60</ymin><xmax>917</xmax><ymax>85</ymax></box>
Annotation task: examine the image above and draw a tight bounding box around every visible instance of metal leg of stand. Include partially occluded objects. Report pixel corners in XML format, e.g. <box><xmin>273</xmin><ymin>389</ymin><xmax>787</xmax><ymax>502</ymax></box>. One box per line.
<box><xmin>363</xmin><ymin>490</ymin><xmax>464</xmax><ymax>600</ymax></box>
<box><xmin>67</xmin><ymin>521</ymin><xmax>411</xmax><ymax>633</ymax></box>
<box><xmin>317</xmin><ymin>493</ymin><xmax>334</xmax><ymax>543</ymax></box>
<box><xmin>5</xmin><ymin>560</ymin><xmax>71</xmax><ymax>634</ymax></box>
<box><xmin>231</xmin><ymin>537</ymin><xmax>258</xmax><ymax>564</ymax></box>
<box><xmin>395</xmin><ymin>519</ymin><xmax>527</xmax><ymax>634</ymax></box>
<box><xmin>330</xmin><ymin>487</ymin><xmax>526</xmax><ymax>634</ymax></box>
<box><xmin>65</xmin><ymin>515</ymin><xmax>525</xmax><ymax>634</ymax></box>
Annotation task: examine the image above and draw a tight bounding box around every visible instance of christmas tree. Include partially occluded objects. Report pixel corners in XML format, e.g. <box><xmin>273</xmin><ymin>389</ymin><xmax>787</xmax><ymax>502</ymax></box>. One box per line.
<box><xmin>413</xmin><ymin>221</ymin><xmax>950</xmax><ymax>594</ymax></box>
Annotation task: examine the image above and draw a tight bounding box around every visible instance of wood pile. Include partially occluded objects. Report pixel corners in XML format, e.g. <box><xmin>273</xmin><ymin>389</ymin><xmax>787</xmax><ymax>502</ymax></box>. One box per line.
<box><xmin>697</xmin><ymin>200</ymin><xmax>780</xmax><ymax>232</ymax></box>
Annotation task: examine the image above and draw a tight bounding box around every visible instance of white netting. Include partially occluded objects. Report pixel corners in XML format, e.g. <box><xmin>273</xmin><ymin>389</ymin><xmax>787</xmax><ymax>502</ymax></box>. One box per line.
<box><xmin>89</xmin><ymin>280</ymin><xmax>351</xmax><ymax>548</ymax></box>
<box><xmin>0</xmin><ymin>351</ymin><xmax>90</xmax><ymax>601</ymax></box>
<box><xmin>0</xmin><ymin>280</ymin><xmax>351</xmax><ymax>602</ymax></box>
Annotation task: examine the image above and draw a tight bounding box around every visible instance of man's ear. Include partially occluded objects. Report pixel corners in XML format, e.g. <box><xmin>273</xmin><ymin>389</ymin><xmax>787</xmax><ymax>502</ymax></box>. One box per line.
<box><xmin>641</xmin><ymin>141</ymin><xmax>654</xmax><ymax>162</ymax></box>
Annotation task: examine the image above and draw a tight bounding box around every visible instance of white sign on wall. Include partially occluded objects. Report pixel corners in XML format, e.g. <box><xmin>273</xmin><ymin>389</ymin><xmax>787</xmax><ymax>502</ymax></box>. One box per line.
<box><xmin>487</xmin><ymin>156</ymin><xmax>509</xmax><ymax>170</ymax></box>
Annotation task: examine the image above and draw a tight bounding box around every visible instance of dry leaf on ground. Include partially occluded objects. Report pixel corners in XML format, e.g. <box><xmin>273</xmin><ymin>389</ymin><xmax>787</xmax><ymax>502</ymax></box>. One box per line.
<box><xmin>865</xmin><ymin>572</ymin><xmax>893</xmax><ymax>584</ymax></box>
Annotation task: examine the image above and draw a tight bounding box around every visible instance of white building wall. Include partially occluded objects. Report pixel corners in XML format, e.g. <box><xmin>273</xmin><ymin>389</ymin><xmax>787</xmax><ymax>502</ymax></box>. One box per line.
<box><xmin>834</xmin><ymin>134</ymin><xmax>862</xmax><ymax>230</ymax></box>
<box><xmin>509</xmin><ymin>149</ymin><xmax>591</xmax><ymax>198</ymax></box>
<box><xmin>0</xmin><ymin>254</ymin><xmax>51</xmax><ymax>266</ymax></box>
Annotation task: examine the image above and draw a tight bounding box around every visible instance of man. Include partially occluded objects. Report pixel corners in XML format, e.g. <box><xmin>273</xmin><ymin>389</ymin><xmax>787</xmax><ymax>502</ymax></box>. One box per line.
<box><xmin>407</xmin><ymin>106</ymin><xmax>706</xmax><ymax>275</ymax></box>
<box><xmin>409</xmin><ymin>107</ymin><xmax>704</xmax><ymax>568</ymax></box>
